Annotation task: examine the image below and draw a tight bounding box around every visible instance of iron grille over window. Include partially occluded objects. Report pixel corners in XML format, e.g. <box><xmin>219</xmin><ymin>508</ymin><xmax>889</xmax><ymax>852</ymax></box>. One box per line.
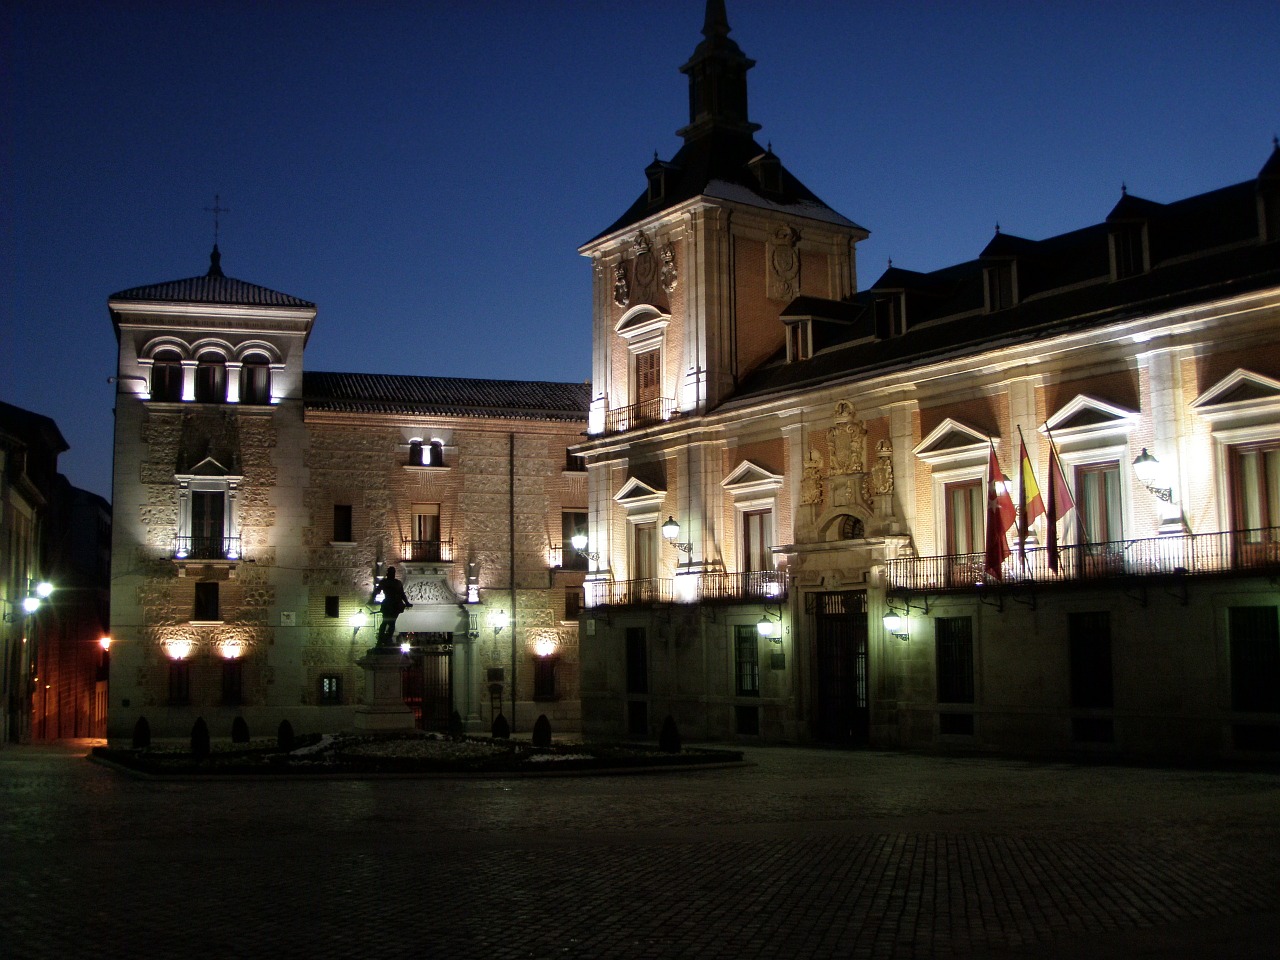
<box><xmin>935</xmin><ymin>616</ymin><xmax>974</xmax><ymax>704</ymax></box>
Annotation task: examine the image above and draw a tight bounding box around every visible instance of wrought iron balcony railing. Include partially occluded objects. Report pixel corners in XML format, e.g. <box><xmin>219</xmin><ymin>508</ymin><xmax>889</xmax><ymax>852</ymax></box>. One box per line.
<box><xmin>172</xmin><ymin>535</ymin><xmax>241</xmax><ymax>561</ymax></box>
<box><xmin>698</xmin><ymin>570</ymin><xmax>787</xmax><ymax>602</ymax></box>
<box><xmin>603</xmin><ymin>398</ymin><xmax>677</xmax><ymax>434</ymax></box>
<box><xmin>586</xmin><ymin>578</ymin><xmax>674</xmax><ymax>607</ymax></box>
<box><xmin>885</xmin><ymin>526</ymin><xmax>1280</xmax><ymax>593</ymax></box>
<box><xmin>401</xmin><ymin>539</ymin><xmax>455</xmax><ymax>563</ymax></box>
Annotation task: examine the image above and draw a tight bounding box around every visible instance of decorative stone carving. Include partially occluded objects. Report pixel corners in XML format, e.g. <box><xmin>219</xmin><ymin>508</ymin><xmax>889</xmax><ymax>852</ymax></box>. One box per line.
<box><xmin>871</xmin><ymin>439</ymin><xmax>894</xmax><ymax>496</ymax></box>
<box><xmin>659</xmin><ymin>243</ymin><xmax>678</xmax><ymax>294</ymax></box>
<box><xmin>827</xmin><ymin>400</ymin><xmax>867</xmax><ymax>475</ymax></box>
<box><xmin>613</xmin><ymin>261</ymin><xmax>629</xmax><ymax>307</ymax></box>
<box><xmin>800</xmin><ymin>449</ymin><xmax>824</xmax><ymax>506</ymax></box>
<box><xmin>767</xmin><ymin>224</ymin><xmax>800</xmax><ymax>302</ymax></box>
<box><xmin>404</xmin><ymin>578</ymin><xmax>462</xmax><ymax>605</ymax></box>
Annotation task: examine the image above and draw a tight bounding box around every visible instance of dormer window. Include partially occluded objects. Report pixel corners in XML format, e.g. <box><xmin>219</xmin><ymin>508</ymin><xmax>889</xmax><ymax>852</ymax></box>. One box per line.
<box><xmin>647</xmin><ymin>167</ymin><xmax>665</xmax><ymax>203</ymax></box>
<box><xmin>1260</xmin><ymin>186</ymin><xmax>1280</xmax><ymax>243</ymax></box>
<box><xmin>1111</xmin><ymin>222</ymin><xmax>1147</xmax><ymax>279</ymax></box>
<box><xmin>748</xmin><ymin>149</ymin><xmax>783</xmax><ymax>196</ymax></box>
<box><xmin>786</xmin><ymin>320</ymin><xmax>811</xmax><ymax>362</ymax></box>
<box><xmin>874</xmin><ymin>295</ymin><xmax>905</xmax><ymax>339</ymax></box>
<box><xmin>985</xmin><ymin>261</ymin><xmax>1015</xmax><ymax>312</ymax></box>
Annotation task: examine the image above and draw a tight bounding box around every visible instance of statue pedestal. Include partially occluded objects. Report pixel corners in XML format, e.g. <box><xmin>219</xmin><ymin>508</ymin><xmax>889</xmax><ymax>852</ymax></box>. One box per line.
<box><xmin>353</xmin><ymin>647</ymin><xmax>415</xmax><ymax>733</ymax></box>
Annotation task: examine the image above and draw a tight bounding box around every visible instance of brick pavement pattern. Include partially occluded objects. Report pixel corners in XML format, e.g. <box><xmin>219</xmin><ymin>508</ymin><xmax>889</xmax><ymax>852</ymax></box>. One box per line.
<box><xmin>2</xmin><ymin>742</ymin><xmax>1277</xmax><ymax>959</ymax></box>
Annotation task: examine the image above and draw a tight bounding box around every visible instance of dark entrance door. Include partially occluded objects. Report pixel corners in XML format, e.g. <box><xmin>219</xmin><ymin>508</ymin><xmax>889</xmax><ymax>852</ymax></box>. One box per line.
<box><xmin>811</xmin><ymin>591</ymin><xmax>869</xmax><ymax>745</ymax></box>
<box><xmin>401</xmin><ymin>634</ymin><xmax>453</xmax><ymax>731</ymax></box>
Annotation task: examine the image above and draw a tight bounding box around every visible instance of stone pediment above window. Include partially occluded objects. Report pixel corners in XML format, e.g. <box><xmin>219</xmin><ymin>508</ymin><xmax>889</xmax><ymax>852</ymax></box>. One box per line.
<box><xmin>615</xmin><ymin>305</ymin><xmax>670</xmax><ymax>352</ymax></box>
<box><xmin>614</xmin><ymin>477</ymin><xmax>666</xmax><ymax>510</ymax></box>
<box><xmin>1191</xmin><ymin>369</ymin><xmax>1280</xmax><ymax>425</ymax></box>
<box><xmin>722</xmin><ymin>461</ymin><xmax>783</xmax><ymax>498</ymax></box>
<box><xmin>186</xmin><ymin>455</ymin><xmax>231</xmax><ymax>478</ymax></box>
<box><xmin>913</xmin><ymin>419</ymin><xmax>993</xmax><ymax>469</ymax></box>
<box><xmin>1042</xmin><ymin>395</ymin><xmax>1139</xmax><ymax>448</ymax></box>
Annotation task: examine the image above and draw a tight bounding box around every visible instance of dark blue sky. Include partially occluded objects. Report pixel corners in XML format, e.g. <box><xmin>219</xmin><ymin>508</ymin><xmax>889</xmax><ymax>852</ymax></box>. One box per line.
<box><xmin>4</xmin><ymin>1</ymin><xmax>1278</xmax><ymax>501</ymax></box>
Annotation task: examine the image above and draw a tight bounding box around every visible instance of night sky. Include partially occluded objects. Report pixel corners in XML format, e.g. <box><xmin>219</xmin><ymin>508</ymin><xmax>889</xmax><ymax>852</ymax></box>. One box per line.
<box><xmin>4</xmin><ymin>0</ymin><xmax>1277</xmax><ymax>502</ymax></box>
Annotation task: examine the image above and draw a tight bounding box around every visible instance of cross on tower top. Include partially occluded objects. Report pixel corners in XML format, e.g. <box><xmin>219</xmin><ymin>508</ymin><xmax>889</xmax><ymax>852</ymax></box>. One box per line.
<box><xmin>203</xmin><ymin>194</ymin><xmax>231</xmax><ymax>244</ymax></box>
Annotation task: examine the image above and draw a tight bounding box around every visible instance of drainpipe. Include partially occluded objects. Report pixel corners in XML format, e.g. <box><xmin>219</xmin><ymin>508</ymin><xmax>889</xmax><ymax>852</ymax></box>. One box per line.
<box><xmin>509</xmin><ymin>431</ymin><xmax>517</xmax><ymax>733</ymax></box>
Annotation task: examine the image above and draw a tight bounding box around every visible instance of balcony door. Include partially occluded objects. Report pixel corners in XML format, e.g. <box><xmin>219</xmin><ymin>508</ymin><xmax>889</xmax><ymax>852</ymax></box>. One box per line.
<box><xmin>191</xmin><ymin>491</ymin><xmax>225</xmax><ymax>559</ymax></box>
<box><xmin>1076</xmin><ymin>461</ymin><xmax>1123</xmax><ymax>576</ymax></box>
<box><xmin>1231</xmin><ymin>442</ymin><xmax>1280</xmax><ymax>567</ymax></box>
<box><xmin>945</xmin><ymin>480</ymin><xmax>984</xmax><ymax>584</ymax></box>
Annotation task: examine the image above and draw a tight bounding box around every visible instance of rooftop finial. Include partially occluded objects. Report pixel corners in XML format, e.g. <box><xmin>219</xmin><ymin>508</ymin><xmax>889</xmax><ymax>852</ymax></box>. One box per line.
<box><xmin>1121</xmin><ymin>182</ymin><xmax>1128</xmax><ymax>196</ymax></box>
<box><xmin>207</xmin><ymin>244</ymin><xmax>225</xmax><ymax>278</ymax></box>
<box><xmin>995</xmin><ymin>222</ymin><xmax>1001</xmax><ymax>234</ymax></box>
<box><xmin>702</xmin><ymin>0</ymin><xmax>731</xmax><ymax>39</ymax></box>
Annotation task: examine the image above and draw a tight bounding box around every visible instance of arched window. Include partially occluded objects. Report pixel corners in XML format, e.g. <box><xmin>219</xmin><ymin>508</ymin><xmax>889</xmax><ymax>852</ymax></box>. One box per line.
<box><xmin>195</xmin><ymin>354</ymin><xmax>227</xmax><ymax>403</ymax></box>
<box><xmin>427</xmin><ymin>440</ymin><xmax>444</xmax><ymax>466</ymax></box>
<box><xmin>240</xmin><ymin>353</ymin><xmax>271</xmax><ymax>405</ymax></box>
<box><xmin>150</xmin><ymin>350</ymin><xmax>183</xmax><ymax>402</ymax></box>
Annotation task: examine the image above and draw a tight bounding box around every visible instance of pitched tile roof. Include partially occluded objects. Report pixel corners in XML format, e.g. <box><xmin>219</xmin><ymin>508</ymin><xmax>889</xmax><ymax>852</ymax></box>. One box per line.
<box><xmin>110</xmin><ymin>274</ymin><xmax>315</xmax><ymax>308</ymax></box>
<box><xmin>109</xmin><ymin>248</ymin><xmax>314</xmax><ymax>308</ymax></box>
<box><xmin>304</xmin><ymin>372</ymin><xmax>590</xmax><ymax>421</ymax></box>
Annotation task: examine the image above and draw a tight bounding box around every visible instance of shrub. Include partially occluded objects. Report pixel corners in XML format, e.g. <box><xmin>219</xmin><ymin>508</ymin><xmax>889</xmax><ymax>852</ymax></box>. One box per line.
<box><xmin>532</xmin><ymin>713</ymin><xmax>552</xmax><ymax>748</ymax></box>
<box><xmin>658</xmin><ymin>714</ymin><xmax>681</xmax><ymax>753</ymax></box>
<box><xmin>231</xmin><ymin>716</ymin><xmax>250</xmax><ymax>743</ymax></box>
<box><xmin>191</xmin><ymin>718</ymin><xmax>210</xmax><ymax>760</ymax></box>
<box><xmin>492</xmin><ymin>713</ymin><xmax>510</xmax><ymax>739</ymax></box>
<box><xmin>277</xmin><ymin>719</ymin><xmax>295</xmax><ymax>750</ymax></box>
<box><xmin>132</xmin><ymin>717</ymin><xmax>151</xmax><ymax>749</ymax></box>
<box><xmin>448</xmin><ymin>710</ymin><xmax>463</xmax><ymax>736</ymax></box>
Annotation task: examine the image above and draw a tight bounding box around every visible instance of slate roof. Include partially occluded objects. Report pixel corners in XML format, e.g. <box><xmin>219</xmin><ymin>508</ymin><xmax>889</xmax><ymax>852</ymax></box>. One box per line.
<box><xmin>304</xmin><ymin>372</ymin><xmax>590</xmax><ymax>422</ymax></box>
<box><xmin>109</xmin><ymin>248</ymin><xmax>314</xmax><ymax>309</ymax></box>
<box><xmin>588</xmin><ymin>131</ymin><xmax>861</xmax><ymax>245</ymax></box>
<box><xmin>726</xmin><ymin>151</ymin><xmax>1280</xmax><ymax>410</ymax></box>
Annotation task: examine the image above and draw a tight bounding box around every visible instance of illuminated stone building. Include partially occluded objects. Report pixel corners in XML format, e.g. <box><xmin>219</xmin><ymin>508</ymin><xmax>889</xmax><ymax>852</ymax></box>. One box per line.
<box><xmin>106</xmin><ymin>251</ymin><xmax>588</xmax><ymax>743</ymax></box>
<box><xmin>573</xmin><ymin>1</ymin><xmax>1280</xmax><ymax>760</ymax></box>
<box><xmin>106</xmin><ymin>1</ymin><xmax>1278</xmax><ymax>761</ymax></box>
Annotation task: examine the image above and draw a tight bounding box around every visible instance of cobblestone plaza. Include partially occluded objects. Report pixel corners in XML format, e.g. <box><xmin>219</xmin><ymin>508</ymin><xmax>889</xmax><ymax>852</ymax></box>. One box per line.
<box><xmin>2</xmin><ymin>742</ymin><xmax>1277</xmax><ymax>959</ymax></box>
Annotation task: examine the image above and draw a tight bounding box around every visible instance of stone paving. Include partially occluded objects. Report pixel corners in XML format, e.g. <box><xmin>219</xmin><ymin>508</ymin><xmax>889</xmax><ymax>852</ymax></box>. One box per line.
<box><xmin>2</xmin><ymin>741</ymin><xmax>1277</xmax><ymax>960</ymax></box>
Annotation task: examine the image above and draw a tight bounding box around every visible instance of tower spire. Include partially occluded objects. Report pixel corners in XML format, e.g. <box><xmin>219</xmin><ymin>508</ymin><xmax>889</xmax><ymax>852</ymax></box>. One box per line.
<box><xmin>677</xmin><ymin>0</ymin><xmax>760</xmax><ymax>142</ymax></box>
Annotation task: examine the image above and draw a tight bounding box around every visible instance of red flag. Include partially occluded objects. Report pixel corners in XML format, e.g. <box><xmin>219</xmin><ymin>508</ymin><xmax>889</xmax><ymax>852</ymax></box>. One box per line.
<box><xmin>1045</xmin><ymin>430</ymin><xmax>1075</xmax><ymax>573</ymax></box>
<box><xmin>1017</xmin><ymin>432</ymin><xmax>1045</xmax><ymax>561</ymax></box>
<box><xmin>985</xmin><ymin>445</ymin><xmax>1015</xmax><ymax>579</ymax></box>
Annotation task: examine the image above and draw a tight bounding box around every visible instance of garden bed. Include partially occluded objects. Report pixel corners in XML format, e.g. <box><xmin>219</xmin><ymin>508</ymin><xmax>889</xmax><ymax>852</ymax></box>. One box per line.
<box><xmin>90</xmin><ymin>732</ymin><xmax>746</xmax><ymax>778</ymax></box>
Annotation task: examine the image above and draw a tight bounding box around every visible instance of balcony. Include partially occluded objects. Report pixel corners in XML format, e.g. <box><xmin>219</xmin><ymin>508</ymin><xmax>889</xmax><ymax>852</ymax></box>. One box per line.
<box><xmin>586</xmin><ymin>578</ymin><xmax>674</xmax><ymax>607</ymax></box>
<box><xmin>885</xmin><ymin>527</ymin><xmax>1280</xmax><ymax>594</ymax></box>
<box><xmin>603</xmin><ymin>398</ymin><xmax>677</xmax><ymax>434</ymax></box>
<box><xmin>401</xmin><ymin>539</ymin><xmax>455</xmax><ymax>563</ymax></box>
<box><xmin>698</xmin><ymin>570</ymin><xmax>787</xmax><ymax>603</ymax></box>
<box><xmin>173</xmin><ymin>535</ymin><xmax>241</xmax><ymax>561</ymax></box>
